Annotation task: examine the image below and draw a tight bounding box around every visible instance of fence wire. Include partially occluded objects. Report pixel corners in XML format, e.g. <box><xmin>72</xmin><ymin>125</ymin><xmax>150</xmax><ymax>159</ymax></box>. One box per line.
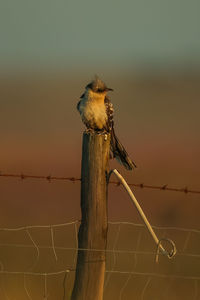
<box><xmin>0</xmin><ymin>172</ymin><xmax>200</xmax><ymax>194</ymax></box>
<box><xmin>0</xmin><ymin>170</ymin><xmax>200</xmax><ymax>299</ymax></box>
<box><xmin>0</xmin><ymin>221</ymin><xmax>199</xmax><ymax>299</ymax></box>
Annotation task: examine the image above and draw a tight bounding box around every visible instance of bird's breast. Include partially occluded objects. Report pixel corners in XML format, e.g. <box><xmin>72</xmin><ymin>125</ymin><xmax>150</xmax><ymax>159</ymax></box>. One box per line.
<box><xmin>79</xmin><ymin>97</ymin><xmax>107</xmax><ymax>130</ymax></box>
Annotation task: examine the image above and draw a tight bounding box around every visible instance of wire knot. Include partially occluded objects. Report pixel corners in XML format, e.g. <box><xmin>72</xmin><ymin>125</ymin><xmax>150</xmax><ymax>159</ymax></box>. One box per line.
<box><xmin>155</xmin><ymin>238</ymin><xmax>177</xmax><ymax>263</ymax></box>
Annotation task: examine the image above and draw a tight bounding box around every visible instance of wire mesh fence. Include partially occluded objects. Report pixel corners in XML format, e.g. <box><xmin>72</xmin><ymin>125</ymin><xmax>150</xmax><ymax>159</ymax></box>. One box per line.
<box><xmin>0</xmin><ymin>220</ymin><xmax>199</xmax><ymax>299</ymax></box>
<box><xmin>0</xmin><ymin>172</ymin><xmax>200</xmax><ymax>299</ymax></box>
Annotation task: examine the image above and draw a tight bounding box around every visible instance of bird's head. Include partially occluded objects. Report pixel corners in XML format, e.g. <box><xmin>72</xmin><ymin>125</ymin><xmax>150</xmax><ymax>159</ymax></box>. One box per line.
<box><xmin>85</xmin><ymin>76</ymin><xmax>113</xmax><ymax>94</ymax></box>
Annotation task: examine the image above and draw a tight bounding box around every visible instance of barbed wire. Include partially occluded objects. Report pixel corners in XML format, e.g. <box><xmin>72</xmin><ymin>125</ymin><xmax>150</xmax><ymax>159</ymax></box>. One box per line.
<box><xmin>1</xmin><ymin>166</ymin><xmax>199</xmax><ymax>299</ymax></box>
<box><xmin>0</xmin><ymin>172</ymin><xmax>200</xmax><ymax>194</ymax></box>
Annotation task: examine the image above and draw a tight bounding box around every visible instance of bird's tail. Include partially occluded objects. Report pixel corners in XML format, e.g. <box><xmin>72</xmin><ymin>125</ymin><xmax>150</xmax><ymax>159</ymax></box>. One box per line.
<box><xmin>110</xmin><ymin>127</ymin><xmax>137</xmax><ymax>170</ymax></box>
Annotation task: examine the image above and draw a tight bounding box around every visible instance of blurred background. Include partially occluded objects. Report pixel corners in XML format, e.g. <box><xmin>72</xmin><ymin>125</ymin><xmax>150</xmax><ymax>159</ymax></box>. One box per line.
<box><xmin>0</xmin><ymin>0</ymin><xmax>200</xmax><ymax>299</ymax></box>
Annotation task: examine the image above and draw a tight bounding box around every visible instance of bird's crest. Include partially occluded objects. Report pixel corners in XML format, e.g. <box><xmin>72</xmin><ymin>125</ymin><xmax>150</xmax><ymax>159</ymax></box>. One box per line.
<box><xmin>86</xmin><ymin>76</ymin><xmax>107</xmax><ymax>92</ymax></box>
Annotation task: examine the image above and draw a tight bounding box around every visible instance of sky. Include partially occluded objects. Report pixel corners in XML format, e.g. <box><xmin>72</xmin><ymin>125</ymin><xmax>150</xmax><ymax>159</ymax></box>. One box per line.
<box><xmin>0</xmin><ymin>0</ymin><xmax>200</xmax><ymax>71</ymax></box>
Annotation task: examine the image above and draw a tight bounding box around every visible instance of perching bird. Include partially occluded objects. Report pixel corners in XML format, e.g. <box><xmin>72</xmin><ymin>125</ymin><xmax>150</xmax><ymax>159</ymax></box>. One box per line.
<box><xmin>77</xmin><ymin>76</ymin><xmax>137</xmax><ymax>170</ymax></box>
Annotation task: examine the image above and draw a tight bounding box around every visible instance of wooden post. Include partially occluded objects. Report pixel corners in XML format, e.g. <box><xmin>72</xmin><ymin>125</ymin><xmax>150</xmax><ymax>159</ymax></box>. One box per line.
<box><xmin>71</xmin><ymin>131</ymin><xmax>110</xmax><ymax>300</ymax></box>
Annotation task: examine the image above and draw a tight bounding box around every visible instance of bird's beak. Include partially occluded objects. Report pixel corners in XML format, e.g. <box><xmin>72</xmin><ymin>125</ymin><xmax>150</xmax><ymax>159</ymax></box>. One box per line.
<box><xmin>106</xmin><ymin>87</ymin><xmax>113</xmax><ymax>91</ymax></box>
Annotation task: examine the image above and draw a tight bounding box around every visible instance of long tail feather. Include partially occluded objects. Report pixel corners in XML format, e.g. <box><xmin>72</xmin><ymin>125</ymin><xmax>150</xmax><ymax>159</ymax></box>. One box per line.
<box><xmin>110</xmin><ymin>128</ymin><xmax>137</xmax><ymax>170</ymax></box>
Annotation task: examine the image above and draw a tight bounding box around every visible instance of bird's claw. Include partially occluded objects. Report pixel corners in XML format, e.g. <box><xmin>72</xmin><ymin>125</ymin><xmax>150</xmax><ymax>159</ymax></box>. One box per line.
<box><xmin>85</xmin><ymin>128</ymin><xmax>95</xmax><ymax>134</ymax></box>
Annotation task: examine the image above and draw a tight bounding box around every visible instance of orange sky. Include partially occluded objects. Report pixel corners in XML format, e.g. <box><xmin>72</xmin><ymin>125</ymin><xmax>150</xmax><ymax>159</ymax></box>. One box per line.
<box><xmin>0</xmin><ymin>71</ymin><xmax>200</xmax><ymax>228</ymax></box>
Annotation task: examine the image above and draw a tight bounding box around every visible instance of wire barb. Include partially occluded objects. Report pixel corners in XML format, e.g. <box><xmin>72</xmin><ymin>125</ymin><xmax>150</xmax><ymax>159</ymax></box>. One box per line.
<box><xmin>46</xmin><ymin>175</ymin><xmax>51</xmax><ymax>182</ymax></box>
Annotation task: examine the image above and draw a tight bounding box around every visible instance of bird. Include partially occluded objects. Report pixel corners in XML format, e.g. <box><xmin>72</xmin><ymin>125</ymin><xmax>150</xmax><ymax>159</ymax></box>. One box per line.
<box><xmin>77</xmin><ymin>76</ymin><xmax>137</xmax><ymax>170</ymax></box>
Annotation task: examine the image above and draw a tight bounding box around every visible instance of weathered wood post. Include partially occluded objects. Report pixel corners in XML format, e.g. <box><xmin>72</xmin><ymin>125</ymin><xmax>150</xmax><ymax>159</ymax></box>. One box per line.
<box><xmin>71</xmin><ymin>131</ymin><xmax>110</xmax><ymax>300</ymax></box>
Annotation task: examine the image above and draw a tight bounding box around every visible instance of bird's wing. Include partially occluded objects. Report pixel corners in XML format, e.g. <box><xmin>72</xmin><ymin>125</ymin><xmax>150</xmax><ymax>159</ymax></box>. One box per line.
<box><xmin>76</xmin><ymin>100</ymin><xmax>81</xmax><ymax>111</ymax></box>
<box><xmin>104</xmin><ymin>97</ymin><xmax>137</xmax><ymax>169</ymax></box>
<box><xmin>80</xmin><ymin>93</ymin><xmax>85</xmax><ymax>98</ymax></box>
<box><xmin>77</xmin><ymin>92</ymin><xmax>85</xmax><ymax>112</ymax></box>
<box><xmin>104</xmin><ymin>96</ymin><xmax>114</xmax><ymax>132</ymax></box>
